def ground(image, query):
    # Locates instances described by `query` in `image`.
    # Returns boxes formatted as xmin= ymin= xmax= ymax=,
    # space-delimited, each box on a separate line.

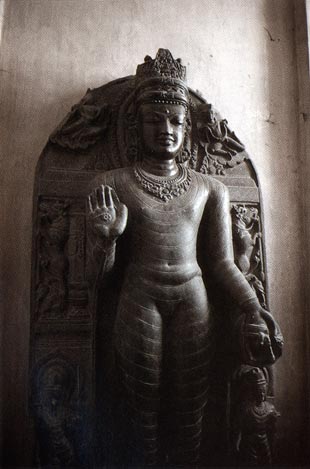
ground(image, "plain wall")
xmin=0 ymin=0 xmax=308 ymax=465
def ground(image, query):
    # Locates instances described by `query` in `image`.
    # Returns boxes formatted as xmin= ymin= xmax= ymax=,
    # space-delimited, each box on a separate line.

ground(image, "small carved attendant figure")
xmin=231 ymin=204 xmax=260 ymax=275
xmin=234 ymin=366 xmax=279 ymax=465
xmin=86 ymin=50 xmax=282 ymax=465
xmin=35 ymin=200 xmax=69 ymax=318
xmin=201 ymin=104 xmax=245 ymax=159
xmin=231 ymin=204 xmax=267 ymax=307
xmin=32 ymin=360 xmax=80 ymax=466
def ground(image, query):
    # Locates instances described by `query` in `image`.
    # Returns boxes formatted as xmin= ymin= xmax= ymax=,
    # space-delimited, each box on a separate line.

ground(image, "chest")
xmin=123 ymin=180 xmax=208 ymax=231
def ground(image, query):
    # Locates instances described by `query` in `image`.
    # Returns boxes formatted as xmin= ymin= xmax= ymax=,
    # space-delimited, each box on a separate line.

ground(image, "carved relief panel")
xmin=30 ymin=49 xmax=281 ymax=466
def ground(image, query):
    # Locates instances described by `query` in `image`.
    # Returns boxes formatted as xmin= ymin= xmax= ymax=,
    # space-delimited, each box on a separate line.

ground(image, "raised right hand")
xmin=87 ymin=185 xmax=128 ymax=240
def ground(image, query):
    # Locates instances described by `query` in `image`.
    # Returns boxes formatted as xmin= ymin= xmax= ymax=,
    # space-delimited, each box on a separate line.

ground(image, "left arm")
xmin=203 ymin=178 xmax=283 ymax=365
xmin=203 ymin=179 xmax=259 ymax=307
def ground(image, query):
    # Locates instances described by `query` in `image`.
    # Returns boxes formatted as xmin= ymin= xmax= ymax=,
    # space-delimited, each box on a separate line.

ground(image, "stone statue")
xmin=85 ymin=49 xmax=283 ymax=465
xmin=233 ymin=366 xmax=280 ymax=465
xmin=30 ymin=48 xmax=283 ymax=467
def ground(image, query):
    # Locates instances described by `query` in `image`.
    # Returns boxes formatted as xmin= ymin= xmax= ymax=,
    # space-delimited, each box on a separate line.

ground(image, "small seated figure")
xmin=234 ymin=366 xmax=280 ymax=465
xmin=201 ymin=104 xmax=245 ymax=159
xmin=86 ymin=50 xmax=282 ymax=465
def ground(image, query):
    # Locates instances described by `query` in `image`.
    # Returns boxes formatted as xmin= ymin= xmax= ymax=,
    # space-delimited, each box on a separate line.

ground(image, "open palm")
xmin=87 ymin=185 xmax=128 ymax=239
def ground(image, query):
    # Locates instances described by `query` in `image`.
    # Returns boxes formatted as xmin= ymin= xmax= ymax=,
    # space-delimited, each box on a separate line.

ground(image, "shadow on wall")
xmin=262 ymin=0 xmax=308 ymax=466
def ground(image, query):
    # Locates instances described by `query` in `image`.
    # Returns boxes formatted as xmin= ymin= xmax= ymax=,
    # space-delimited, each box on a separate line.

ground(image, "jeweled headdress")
xmin=135 ymin=49 xmax=189 ymax=108
xmin=236 ymin=365 xmax=269 ymax=388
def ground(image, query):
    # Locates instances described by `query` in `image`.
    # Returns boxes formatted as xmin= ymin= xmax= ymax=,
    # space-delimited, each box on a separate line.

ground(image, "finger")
xmin=87 ymin=195 xmax=93 ymax=213
xmin=261 ymin=310 xmax=284 ymax=352
xmin=245 ymin=340 xmax=254 ymax=362
xmin=111 ymin=188 xmax=121 ymax=207
xmin=260 ymin=309 xmax=280 ymax=337
xmin=105 ymin=186 xmax=113 ymax=208
xmin=95 ymin=186 xmax=103 ymax=208
xmin=90 ymin=191 xmax=98 ymax=210
xmin=101 ymin=185 xmax=107 ymax=208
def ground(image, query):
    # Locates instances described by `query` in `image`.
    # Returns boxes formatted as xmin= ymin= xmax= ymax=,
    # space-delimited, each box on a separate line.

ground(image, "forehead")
xmin=139 ymin=103 xmax=186 ymax=116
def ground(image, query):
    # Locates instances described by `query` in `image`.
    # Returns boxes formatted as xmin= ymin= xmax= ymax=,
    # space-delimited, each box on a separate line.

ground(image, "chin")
xmin=155 ymin=147 xmax=181 ymax=158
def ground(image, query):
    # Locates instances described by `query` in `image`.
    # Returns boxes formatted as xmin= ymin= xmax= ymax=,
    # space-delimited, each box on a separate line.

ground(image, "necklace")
xmin=133 ymin=163 xmax=192 ymax=202
xmin=251 ymin=402 xmax=268 ymax=418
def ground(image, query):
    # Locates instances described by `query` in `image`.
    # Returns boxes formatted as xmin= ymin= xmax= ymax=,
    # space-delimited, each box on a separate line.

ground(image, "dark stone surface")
xmin=30 ymin=49 xmax=283 ymax=466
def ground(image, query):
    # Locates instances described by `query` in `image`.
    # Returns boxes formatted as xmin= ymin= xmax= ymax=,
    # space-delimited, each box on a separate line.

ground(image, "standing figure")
xmin=86 ymin=50 xmax=282 ymax=465
xmin=32 ymin=360 xmax=80 ymax=466
xmin=233 ymin=366 xmax=280 ymax=465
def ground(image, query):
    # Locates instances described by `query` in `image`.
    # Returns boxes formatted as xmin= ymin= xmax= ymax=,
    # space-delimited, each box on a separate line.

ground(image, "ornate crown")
xmin=136 ymin=48 xmax=186 ymax=82
xmin=135 ymin=49 xmax=189 ymax=108
xmin=241 ymin=366 xmax=268 ymax=387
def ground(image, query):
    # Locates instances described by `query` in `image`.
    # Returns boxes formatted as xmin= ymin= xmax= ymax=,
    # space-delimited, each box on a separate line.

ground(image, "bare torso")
xmin=99 ymin=166 xmax=210 ymax=288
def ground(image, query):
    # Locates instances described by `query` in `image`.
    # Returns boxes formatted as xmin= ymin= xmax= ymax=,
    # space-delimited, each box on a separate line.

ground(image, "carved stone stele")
xmin=30 ymin=49 xmax=282 ymax=466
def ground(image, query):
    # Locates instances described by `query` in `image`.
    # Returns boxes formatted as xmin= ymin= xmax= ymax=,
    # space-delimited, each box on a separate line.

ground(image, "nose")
xmin=159 ymin=118 xmax=173 ymax=135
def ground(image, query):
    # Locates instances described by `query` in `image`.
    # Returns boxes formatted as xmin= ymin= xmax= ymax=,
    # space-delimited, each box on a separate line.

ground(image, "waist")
xmin=125 ymin=261 xmax=202 ymax=286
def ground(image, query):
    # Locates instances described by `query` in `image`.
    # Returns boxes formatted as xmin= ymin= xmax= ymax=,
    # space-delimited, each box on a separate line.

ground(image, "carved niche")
xmin=30 ymin=49 xmax=280 ymax=466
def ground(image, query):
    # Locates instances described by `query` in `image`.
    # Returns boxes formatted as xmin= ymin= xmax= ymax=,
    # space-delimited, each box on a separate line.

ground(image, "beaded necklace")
xmin=133 ymin=163 xmax=191 ymax=202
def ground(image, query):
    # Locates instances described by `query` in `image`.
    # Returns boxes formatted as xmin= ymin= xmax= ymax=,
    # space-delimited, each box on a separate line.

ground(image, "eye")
xmin=171 ymin=117 xmax=185 ymax=126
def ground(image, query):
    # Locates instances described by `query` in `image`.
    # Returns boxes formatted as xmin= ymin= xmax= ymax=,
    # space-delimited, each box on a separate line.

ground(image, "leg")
xmin=166 ymin=277 xmax=210 ymax=464
xmin=114 ymin=285 xmax=163 ymax=465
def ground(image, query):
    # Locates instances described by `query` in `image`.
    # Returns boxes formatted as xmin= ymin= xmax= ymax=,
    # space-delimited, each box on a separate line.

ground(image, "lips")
xmin=157 ymin=137 xmax=175 ymax=145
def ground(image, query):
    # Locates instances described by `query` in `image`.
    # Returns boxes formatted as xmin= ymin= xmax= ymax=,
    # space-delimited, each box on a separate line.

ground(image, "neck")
xmin=140 ymin=155 xmax=178 ymax=177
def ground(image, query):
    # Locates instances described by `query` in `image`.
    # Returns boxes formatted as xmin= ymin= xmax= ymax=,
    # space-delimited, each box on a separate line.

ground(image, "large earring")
xmin=126 ymin=113 xmax=140 ymax=162
xmin=177 ymin=117 xmax=191 ymax=163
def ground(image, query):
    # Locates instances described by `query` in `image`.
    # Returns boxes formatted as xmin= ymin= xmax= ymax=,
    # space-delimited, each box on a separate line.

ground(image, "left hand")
xmin=237 ymin=303 xmax=283 ymax=366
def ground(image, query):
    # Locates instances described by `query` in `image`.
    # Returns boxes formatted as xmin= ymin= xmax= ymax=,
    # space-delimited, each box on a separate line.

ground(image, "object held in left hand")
xmin=237 ymin=307 xmax=283 ymax=367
